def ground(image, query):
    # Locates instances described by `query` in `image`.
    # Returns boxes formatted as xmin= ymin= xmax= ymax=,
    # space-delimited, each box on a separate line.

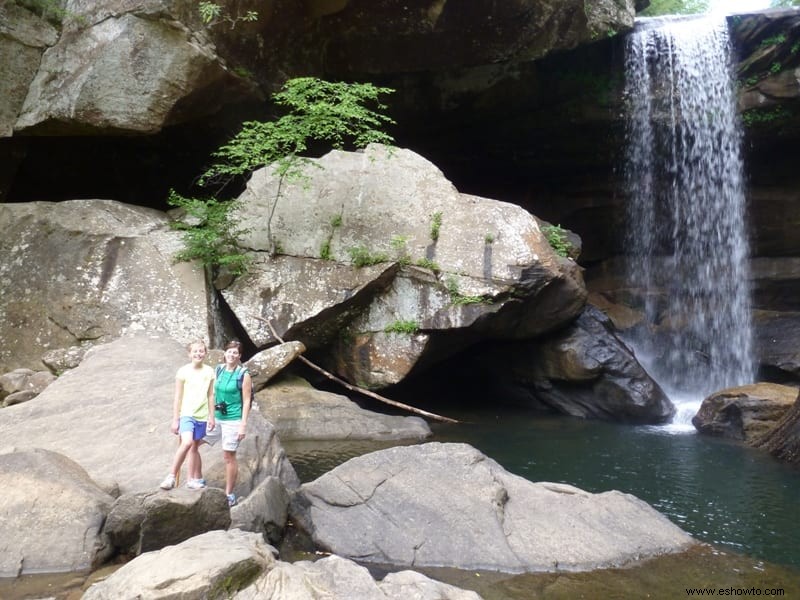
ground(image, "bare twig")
xmin=252 ymin=315 xmax=460 ymax=424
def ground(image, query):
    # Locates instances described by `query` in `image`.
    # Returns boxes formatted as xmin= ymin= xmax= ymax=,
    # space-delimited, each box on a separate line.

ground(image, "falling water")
xmin=623 ymin=15 xmax=754 ymax=423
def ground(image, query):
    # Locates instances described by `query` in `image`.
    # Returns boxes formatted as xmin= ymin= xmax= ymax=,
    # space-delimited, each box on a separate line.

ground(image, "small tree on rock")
xmin=169 ymin=77 xmax=395 ymax=270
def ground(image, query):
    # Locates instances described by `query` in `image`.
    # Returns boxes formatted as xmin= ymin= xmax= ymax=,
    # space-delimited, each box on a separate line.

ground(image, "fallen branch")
xmin=252 ymin=314 xmax=460 ymax=424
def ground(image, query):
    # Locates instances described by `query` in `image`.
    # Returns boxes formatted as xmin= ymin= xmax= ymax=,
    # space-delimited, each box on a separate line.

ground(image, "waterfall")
xmin=623 ymin=15 xmax=754 ymax=423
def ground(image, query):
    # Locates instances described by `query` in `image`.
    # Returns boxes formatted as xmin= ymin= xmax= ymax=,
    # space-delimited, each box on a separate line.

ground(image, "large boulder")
xmin=476 ymin=304 xmax=674 ymax=424
xmin=230 ymin=476 xmax=290 ymax=545
xmin=235 ymin=554 xmax=483 ymax=600
xmin=245 ymin=341 xmax=307 ymax=392
xmin=83 ymin=529 xmax=275 ymax=600
xmin=0 ymin=334 xmax=298 ymax=496
xmin=692 ymin=382 xmax=798 ymax=443
xmin=0 ymin=448 xmax=114 ymax=577
xmin=223 ymin=144 xmax=587 ymax=389
xmin=0 ymin=200 xmax=210 ymax=373
xmin=12 ymin=1 xmax=259 ymax=135
xmin=103 ymin=488 xmax=231 ymax=557
xmin=258 ymin=375 xmax=432 ymax=441
xmin=84 ymin=529 xmax=482 ymax=600
xmin=290 ymin=442 xmax=696 ymax=573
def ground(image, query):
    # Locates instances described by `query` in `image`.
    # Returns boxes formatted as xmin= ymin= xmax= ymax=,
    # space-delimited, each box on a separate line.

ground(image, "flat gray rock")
xmin=291 ymin=442 xmax=696 ymax=573
xmin=0 ymin=448 xmax=114 ymax=577
xmin=0 ymin=334 xmax=298 ymax=496
xmin=259 ymin=376 xmax=431 ymax=441
xmin=83 ymin=529 xmax=275 ymax=600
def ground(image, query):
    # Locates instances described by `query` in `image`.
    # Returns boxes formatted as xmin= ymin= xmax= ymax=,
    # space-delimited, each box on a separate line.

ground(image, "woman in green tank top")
xmin=210 ymin=340 xmax=252 ymax=507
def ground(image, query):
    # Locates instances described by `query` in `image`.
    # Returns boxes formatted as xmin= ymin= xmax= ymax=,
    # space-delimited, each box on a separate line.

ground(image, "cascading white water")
xmin=623 ymin=15 xmax=755 ymax=425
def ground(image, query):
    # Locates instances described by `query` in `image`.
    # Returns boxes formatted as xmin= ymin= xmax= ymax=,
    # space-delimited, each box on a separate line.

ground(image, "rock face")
xmin=0 ymin=334 xmax=298 ymax=495
xmin=755 ymin=390 xmax=800 ymax=464
xmin=12 ymin=1 xmax=258 ymax=135
xmin=1 ymin=0 xmax=634 ymax=138
xmin=480 ymin=305 xmax=674 ymax=423
xmin=692 ymin=382 xmax=798 ymax=443
xmin=290 ymin=442 xmax=696 ymax=573
xmin=0 ymin=200 xmax=210 ymax=373
xmin=224 ymin=144 xmax=587 ymax=389
xmin=0 ymin=3 xmax=58 ymax=137
xmin=0 ymin=448 xmax=114 ymax=577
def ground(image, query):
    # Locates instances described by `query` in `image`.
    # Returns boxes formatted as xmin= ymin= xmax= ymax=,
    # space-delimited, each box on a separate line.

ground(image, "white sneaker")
xmin=159 ymin=474 xmax=176 ymax=490
xmin=186 ymin=478 xmax=206 ymax=490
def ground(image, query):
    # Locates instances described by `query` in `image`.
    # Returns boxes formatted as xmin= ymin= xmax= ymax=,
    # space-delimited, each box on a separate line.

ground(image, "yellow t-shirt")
xmin=176 ymin=363 xmax=215 ymax=420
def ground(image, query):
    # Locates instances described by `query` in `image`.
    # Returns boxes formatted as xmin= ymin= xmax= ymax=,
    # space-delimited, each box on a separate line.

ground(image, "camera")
xmin=214 ymin=403 xmax=228 ymax=415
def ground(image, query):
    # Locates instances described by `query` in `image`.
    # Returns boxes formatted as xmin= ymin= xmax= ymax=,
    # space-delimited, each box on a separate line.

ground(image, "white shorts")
xmin=203 ymin=420 xmax=241 ymax=452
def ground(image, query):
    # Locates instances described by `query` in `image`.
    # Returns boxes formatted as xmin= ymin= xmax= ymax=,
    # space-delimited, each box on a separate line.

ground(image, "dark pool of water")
xmin=288 ymin=408 xmax=800 ymax=570
xmin=441 ymin=410 xmax=800 ymax=570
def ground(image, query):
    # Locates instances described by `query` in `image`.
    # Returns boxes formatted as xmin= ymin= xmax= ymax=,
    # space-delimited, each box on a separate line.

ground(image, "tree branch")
xmin=252 ymin=315 xmax=460 ymax=424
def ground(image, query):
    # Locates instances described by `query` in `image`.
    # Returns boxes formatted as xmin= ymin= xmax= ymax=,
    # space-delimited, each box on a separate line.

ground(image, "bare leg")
xmin=223 ymin=450 xmax=238 ymax=495
xmin=169 ymin=432 xmax=195 ymax=478
xmin=187 ymin=441 xmax=203 ymax=480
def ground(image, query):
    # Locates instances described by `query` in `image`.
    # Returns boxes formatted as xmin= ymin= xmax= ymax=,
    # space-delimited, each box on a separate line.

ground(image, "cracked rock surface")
xmin=290 ymin=442 xmax=696 ymax=573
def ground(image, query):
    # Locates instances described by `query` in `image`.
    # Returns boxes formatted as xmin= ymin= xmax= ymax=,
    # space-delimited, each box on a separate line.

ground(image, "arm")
xmin=207 ymin=375 xmax=216 ymax=431
xmin=171 ymin=376 xmax=183 ymax=434
xmin=239 ymin=373 xmax=252 ymax=441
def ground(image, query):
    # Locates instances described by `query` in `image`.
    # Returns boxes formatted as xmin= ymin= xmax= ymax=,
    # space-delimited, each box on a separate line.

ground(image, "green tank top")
xmin=214 ymin=365 xmax=245 ymax=421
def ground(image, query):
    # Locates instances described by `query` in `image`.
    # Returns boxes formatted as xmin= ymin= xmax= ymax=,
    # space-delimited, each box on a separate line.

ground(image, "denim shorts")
xmin=179 ymin=416 xmax=208 ymax=440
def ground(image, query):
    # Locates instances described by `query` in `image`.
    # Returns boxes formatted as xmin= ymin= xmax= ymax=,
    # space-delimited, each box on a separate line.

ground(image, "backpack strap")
xmin=235 ymin=365 xmax=248 ymax=390
xmin=236 ymin=365 xmax=255 ymax=406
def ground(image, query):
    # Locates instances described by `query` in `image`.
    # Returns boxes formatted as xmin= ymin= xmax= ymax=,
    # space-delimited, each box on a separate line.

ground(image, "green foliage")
xmin=167 ymin=189 xmax=251 ymax=274
xmin=320 ymin=240 xmax=332 ymax=260
xmin=792 ymin=42 xmax=800 ymax=55
xmin=542 ymin=224 xmax=573 ymax=258
xmin=445 ymin=276 xmax=487 ymax=306
xmin=199 ymin=2 xmax=258 ymax=29
xmin=741 ymin=75 xmax=761 ymax=87
xmin=760 ymin=34 xmax=787 ymax=47
xmin=199 ymin=77 xmax=395 ymax=257
xmin=770 ymin=62 xmax=782 ymax=74
xmin=200 ymin=77 xmax=396 ymax=191
xmin=384 ymin=320 xmax=420 ymax=334
xmin=430 ymin=212 xmax=443 ymax=241
xmin=415 ymin=258 xmax=441 ymax=272
xmin=741 ymin=106 xmax=792 ymax=127
xmin=201 ymin=78 xmax=395 ymax=185
xmin=391 ymin=235 xmax=411 ymax=264
xmin=320 ymin=213 xmax=343 ymax=260
xmin=348 ymin=245 xmax=389 ymax=267
xmin=11 ymin=0 xmax=79 ymax=25
xmin=639 ymin=0 xmax=709 ymax=16
xmin=232 ymin=66 xmax=255 ymax=80
xmin=484 ymin=233 xmax=495 ymax=244
xmin=770 ymin=0 xmax=800 ymax=6
xmin=272 ymin=78 xmax=396 ymax=150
